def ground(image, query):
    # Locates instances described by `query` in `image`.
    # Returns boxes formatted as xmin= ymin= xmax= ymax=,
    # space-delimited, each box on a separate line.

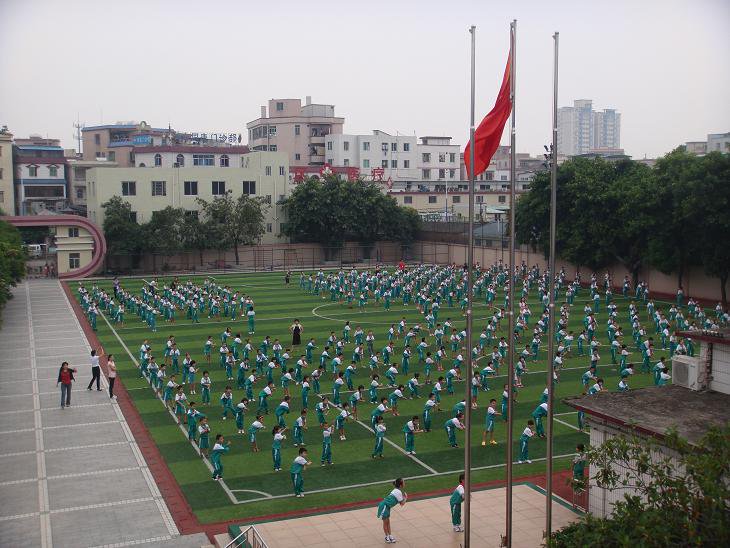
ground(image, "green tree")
xmin=180 ymin=213 xmax=211 ymax=267
xmin=101 ymin=196 xmax=144 ymax=265
xmin=0 ymin=219 xmax=26 ymax=310
xmin=548 ymin=426 xmax=730 ymax=547
xmin=197 ymin=193 xmax=268 ymax=265
xmin=143 ymin=206 xmax=186 ymax=270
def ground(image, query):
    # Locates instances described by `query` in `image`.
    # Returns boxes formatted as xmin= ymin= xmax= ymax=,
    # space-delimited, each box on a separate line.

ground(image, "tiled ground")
xmin=0 ymin=280 xmax=208 ymax=548
xmin=252 ymin=483 xmax=579 ymax=548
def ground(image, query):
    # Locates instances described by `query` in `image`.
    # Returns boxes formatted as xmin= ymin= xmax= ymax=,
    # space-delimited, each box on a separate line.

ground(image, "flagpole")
xmin=464 ymin=23 xmax=477 ymax=548
xmin=545 ymin=30 xmax=559 ymax=542
xmin=504 ymin=19 xmax=517 ymax=548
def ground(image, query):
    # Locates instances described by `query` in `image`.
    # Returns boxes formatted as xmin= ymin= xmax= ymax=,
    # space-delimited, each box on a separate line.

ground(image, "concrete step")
xmin=214 ymin=532 xmax=234 ymax=548
xmin=139 ymin=533 xmax=212 ymax=548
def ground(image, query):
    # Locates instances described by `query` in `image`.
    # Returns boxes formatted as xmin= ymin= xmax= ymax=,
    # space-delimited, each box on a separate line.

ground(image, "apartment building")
xmin=13 ymin=136 xmax=68 ymax=215
xmin=0 ymin=130 xmax=14 ymax=213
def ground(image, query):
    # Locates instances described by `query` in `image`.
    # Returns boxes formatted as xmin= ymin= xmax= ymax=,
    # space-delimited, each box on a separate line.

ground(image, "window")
xmin=0 ymin=191 xmax=4 ymax=203
xmin=268 ymin=126 xmax=277 ymax=136
xmin=439 ymin=153 xmax=446 ymax=163
xmin=75 ymin=187 xmax=85 ymax=199
xmin=276 ymin=102 xmax=284 ymax=111
xmin=391 ymin=160 xmax=397 ymax=168
xmin=0 ymin=168 xmax=3 ymax=179
xmin=220 ymin=155 xmax=229 ymax=167
xmin=184 ymin=181 xmax=198 ymax=196
xmin=500 ymin=175 xmax=508 ymax=181
xmin=129 ymin=211 xmax=137 ymax=222
xmin=121 ymin=181 xmax=136 ymax=196
xmin=154 ymin=153 xmax=162 ymax=167
xmin=327 ymin=142 xmax=332 ymax=151
xmin=363 ymin=159 xmax=370 ymax=168
xmin=279 ymin=194 xmax=285 ymax=202
xmin=480 ymin=184 xmax=491 ymax=190
xmin=485 ymin=171 xmax=494 ymax=181
xmin=428 ymin=195 xmax=437 ymax=204
xmin=295 ymin=153 xmax=301 ymax=161
xmin=242 ymin=181 xmax=256 ymax=195
xmin=382 ymin=160 xmax=388 ymax=168
xmin=264 ymin=195 xmax=272 ymax=204
xmin=212 ymin=181 xmax=226 ymax=195
xmin=49 ymin=165 xmax=58 ymax=177
xmin=391 ymin=143 xmax=397 ymax=152
xmin=193 ymin=154 xmax=214 ymax=166
xmin=439 ymin=169 xmax=446 ymax=179
xmin=69 ymin=252 xmax=81 ymax=269
xmin=403 ymin=160 xmax=410 ymax=168
xmin=422 ymin=153 xmax=431 ymax=163
xmin=108 ymin=151 xmax=116 ymax=162
xmin=452 ymin=195 xmax=461 ymax=203
xmin=129 ymin=151 xmax=135 ymax=164
xmin=29 ymin=165 xmax=38 ymax=177
xmin=476 ymin=195 xmax=483 ymax=203
xmin=184 ymin=210 xmax=199 ymax=219
xmin=68 ymin=227 xmax=79 ymax=238
xmin=343 ymin=159 xmax=350 ymax=166
xmin=279 ymin=166 xmax=285 ymax=176
xmin=295 ymin=125 xmax=300 ymax=136
xmin=343 ymin=141 xmax=350 ymax=151
xmin=498 ymin=195 xmax=506 ymax=203
xmin=267 ymin=223 xmax=273 ymax=233
xmin=449 ymin=169 xmax=456 ymax=178
xmin=381 ymin=142 xmax=388 ymax=152
xmin=404 ymin=196 xmax=412 ymax=204
xmin=95 ymin=151 xmax=106 ymax=159
xmin=363 ymin=142 xmax=370 ymax=151
xmin=450 ymin=153 xmax=456 ymax=163
xmin=269 ymin=144 xmax=277 ymax=152
xmin=151 ymin=181 xmax=167 ymax=196
xmin=403 ymin=143 xmax=410 ymax=152
xmin=327 ymin=158 xmax=334 ymax=165
xmin=422 ymin=169 xmax=431 ymax=179
xmin=176 ymin=154 xmax=185 ymax=167
xmin=94 ymin=134 xmax=100 ymax=145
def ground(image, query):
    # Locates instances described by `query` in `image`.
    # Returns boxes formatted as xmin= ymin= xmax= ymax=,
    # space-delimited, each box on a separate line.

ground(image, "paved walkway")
xmin=250 ymin=483 xmax=579 ymax=548
xmin=0 ymin=280 xmax=209 ymax=548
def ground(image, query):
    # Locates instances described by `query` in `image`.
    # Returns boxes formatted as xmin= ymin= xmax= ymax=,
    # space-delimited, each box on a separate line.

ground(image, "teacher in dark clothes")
xmin=290 ymin=319 xmax=303 ymax=346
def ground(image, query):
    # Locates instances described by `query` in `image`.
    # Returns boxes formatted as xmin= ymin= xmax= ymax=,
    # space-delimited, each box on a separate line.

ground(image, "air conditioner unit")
xmin=672 ymin=354 xmax=701 ymax=391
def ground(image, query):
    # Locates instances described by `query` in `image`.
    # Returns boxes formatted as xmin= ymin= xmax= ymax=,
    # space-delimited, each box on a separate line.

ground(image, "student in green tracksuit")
xmin=186 ymin=402 xmax=202 ymax=442
xmin=518 ymin=420 xmax=535 ymax=464
xmin=271 ymin=425 xmax=286 ymax=471
xmin=321 ymin=423 xmax=334 ymax=465
xmin=531 ymin=402 xmax=548 ymax=438
xmin=450 ymin=473 xmax=465 ymax=533
xmin=572 ymin=443 xmax=587 ymax=493
xmin=275 ymin=396 xmax=291 ymax=428
xmin=402 ymin=416 xmax=421 ymax=455
xmin=422 ymin=394 xmax=437 ymax=432
xmin=372 ymin=416 xmax=387 ymax=458
xmin=293 ymin=410 xmax=307 ymax=446
xmin=444 ymin=413 xmax=465 ymax=448
xmin=210 ymin=435 xmax=230 ymax=480
xmin=290 ymin=447 xmax=312 ymax=497
xmin=376 ymin=478 xmax=407 ymax=544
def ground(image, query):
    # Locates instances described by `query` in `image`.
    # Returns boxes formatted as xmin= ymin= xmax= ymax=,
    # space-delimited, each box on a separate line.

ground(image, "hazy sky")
xmin=1 ymin=0 xmax=728 ymax=159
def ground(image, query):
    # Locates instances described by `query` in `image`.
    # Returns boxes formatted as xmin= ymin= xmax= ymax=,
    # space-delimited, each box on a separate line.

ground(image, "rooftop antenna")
xmin=73 ymin=114 xmax=84 ymax=154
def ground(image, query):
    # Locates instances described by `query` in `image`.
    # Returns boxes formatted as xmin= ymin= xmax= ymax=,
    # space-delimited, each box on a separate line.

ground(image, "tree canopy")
xmin=282 ymin=176 xmax=421 ymax=251
xmin=515 ymin=150 xmax=730 ymax=303
xmin=0 ymin=219 xmax=26 ymax=309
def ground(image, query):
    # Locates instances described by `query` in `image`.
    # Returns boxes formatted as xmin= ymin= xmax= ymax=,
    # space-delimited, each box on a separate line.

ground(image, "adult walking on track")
xmin=87 ymin=348 xmax=104 ymax=391
xmin=291 ymin=319 xmax=303 ymax=346
xmin=107 ymin=354 xmax=118 ymax=399
xmin=57 ymin=361 xmax=77 ymax=409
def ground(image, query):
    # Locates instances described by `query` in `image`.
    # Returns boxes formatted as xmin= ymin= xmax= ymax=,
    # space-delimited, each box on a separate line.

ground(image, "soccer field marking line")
xmin=25 ymin=283 xmax=52 ymax=548
xmin=554 ymin=417 xmax=585 ymax=434
xmin=226 ymin=488 xmax=274 ymax=497
xmin=98 ymin=309 xmax=238 ymax=507
xmin=228 ymin=452 xmax=578 ymax=504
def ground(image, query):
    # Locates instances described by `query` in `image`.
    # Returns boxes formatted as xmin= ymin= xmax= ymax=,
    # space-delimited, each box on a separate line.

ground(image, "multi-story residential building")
xmin=707 ymin=132 xmax=730 ymax=154
xmin=0 ymin=130 xmax=14 ymax=213
xmin=85 ymin=151 xmax=289 ymax=244
xmin=558 ymin=100 xmax=621 ymax=156
xmin=13 ymin=136 xmax=68 ymax=215
xmin=389 ymin=188 xmax=524 ymax=220
xmin=324 ymin=131 xmax=419 ymax=180
xmin=81 ymin=121 xmax=171 ymax=166
xmin=684 ymin=141 xmax=708 ymax=155
xmin=246 ymin=97 xmax=345 ymax=167
xmin=65 ymin=155 xmax=118 ymax=210
xmin=417 ymin=136 xmax=461 ymax=183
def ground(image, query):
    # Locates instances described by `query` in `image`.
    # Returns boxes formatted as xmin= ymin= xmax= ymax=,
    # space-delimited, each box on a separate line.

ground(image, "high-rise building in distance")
xmin=557 ymin=100 xmax=621 ymax=156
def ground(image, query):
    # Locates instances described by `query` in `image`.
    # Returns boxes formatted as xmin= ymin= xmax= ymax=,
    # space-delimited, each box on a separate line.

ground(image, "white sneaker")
xmin=385 ymin=537 xmax=393 ymax=544
xmin=517 ymin=460 xmax=523 ymax=464
xmin=526 ymin=459 xmax=532 ymax=464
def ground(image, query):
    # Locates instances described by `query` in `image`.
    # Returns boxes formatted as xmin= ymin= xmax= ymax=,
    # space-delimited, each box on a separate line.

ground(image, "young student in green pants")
xmin=210 ymin=434 xmax=230 ymax=480
xmin=445 ymin=412 xmax=465 ymax=448
xmin=372 ymin=415 xmax=387 ymax=458
xmin=293 ymin=409 xmax=307 ymax=446
xmin=248 ymin=415 xmax=265 ymax=452
xmin=518 ymin=420 xmax=535 ymax=464
xmin=402 ymin=416 xmax=422 ymax=455
xmin=377 ymin=478 xmax=407 ymax=544
xmin=272 ymin=425 xmax=286 ymax=471
xmin=290 ymin=447 xmax=312 ymax=498
xmin=321 ymin=422 xmax=334 ymax=465
xmin=481 ymin=398 xmax=499 ymax=446
xmin=450 ymin=473 xmax=465 ymax=533
xmin=197 ymin=417 xmax=210 ymax=457
xmin=423 ymin=393 xmax=437 ymax=432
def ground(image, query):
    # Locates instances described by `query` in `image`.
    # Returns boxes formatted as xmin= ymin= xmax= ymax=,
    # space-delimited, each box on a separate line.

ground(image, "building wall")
xmin=710 ymin=343 xmax=730 ymax=394
xmin=85 ymin=152 xmax=289 ymax=243
xmin=707 ymin=133 xmax=730 ymax=154
xmin=54 ymin=224 xmax=95 ymax=275
xmin=391 ymin=191 xmax=517 ymax=217
xmin=134 ymin=150 xmax=248 ymax=169
xmin=0 ymin=133 xmax=14 ymax=213
xmin=417 ymin=139 xmax=461 ymax=182
xmin=325 ymin=132 xmax=420 ymax=180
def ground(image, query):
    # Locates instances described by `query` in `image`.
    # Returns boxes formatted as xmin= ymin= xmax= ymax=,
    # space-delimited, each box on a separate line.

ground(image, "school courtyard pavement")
xmin=0 ymin=279 xmax=210 ymax=548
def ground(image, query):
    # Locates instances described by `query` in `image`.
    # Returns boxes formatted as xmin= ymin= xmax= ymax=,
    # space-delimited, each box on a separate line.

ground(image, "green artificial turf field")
xmin=73 ymin=269 xmax=674 ymax=524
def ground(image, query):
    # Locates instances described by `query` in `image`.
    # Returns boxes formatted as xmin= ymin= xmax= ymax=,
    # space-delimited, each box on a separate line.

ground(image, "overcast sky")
xmin=1 ymin=0 xmax=728 ymax=159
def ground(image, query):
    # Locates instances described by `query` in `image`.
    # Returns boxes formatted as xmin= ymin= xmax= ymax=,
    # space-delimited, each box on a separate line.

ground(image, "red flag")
xmin=464 ymin=49 xmax=512 ymax=178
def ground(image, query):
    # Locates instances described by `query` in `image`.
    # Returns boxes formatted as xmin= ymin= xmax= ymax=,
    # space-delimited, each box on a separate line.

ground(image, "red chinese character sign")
xmin=346 ymin=167 xmax=360 ymax=182
xmin=319 ymin=164 xmax=333 ymax=178
xmin=371 ymin=167 xmax=385 ymax=182
xmin=292 ymin=167 xmax=307 ymax=183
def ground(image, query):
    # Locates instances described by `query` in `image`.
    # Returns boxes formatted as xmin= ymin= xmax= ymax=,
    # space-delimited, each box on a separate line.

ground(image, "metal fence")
xmin=101 ymin=241 xmax=453 ymax=276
